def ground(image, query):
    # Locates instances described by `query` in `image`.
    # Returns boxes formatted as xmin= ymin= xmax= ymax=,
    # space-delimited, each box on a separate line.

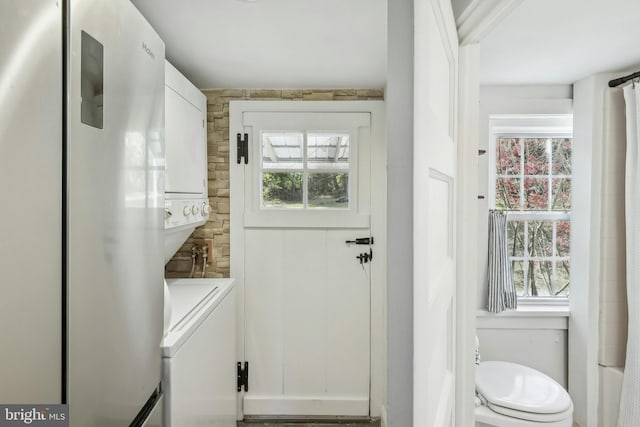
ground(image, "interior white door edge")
xmin=413 ymin=0 xmax=459 ymax=426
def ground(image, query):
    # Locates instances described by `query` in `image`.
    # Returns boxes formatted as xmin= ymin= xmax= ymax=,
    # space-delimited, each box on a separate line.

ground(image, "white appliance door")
xmin=164 ymin=61 xmax=207 ymax=196
xmin=0 ymin=0 xmax=62 ymax=403
xmin=67 ymin=0 xmax=165 ymax=424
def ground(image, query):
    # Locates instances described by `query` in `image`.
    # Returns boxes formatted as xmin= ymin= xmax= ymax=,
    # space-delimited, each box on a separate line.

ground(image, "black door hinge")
xmin=237 ymin=133 xmax=248 ymax=164
xmin=237 ymin=361 xmax=249 ymax=392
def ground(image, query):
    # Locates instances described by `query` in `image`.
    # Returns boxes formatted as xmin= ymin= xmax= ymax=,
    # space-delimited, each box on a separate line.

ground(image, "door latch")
xmin=346 ymin=237 xmax=374 ymax=245
xmin=356 ymin=249 xmax=373 ymax=265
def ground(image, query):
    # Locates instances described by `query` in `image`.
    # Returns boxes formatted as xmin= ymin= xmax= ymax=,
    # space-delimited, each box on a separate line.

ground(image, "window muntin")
xmin=260 ymin=131 xmax=351 ymax=209
xmin=493 ymin=136 xmax=572 ymax=300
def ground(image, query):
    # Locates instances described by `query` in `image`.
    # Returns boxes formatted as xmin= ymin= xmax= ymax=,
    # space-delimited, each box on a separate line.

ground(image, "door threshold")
xmin=241 ymin=415 xmax=379 ymax=424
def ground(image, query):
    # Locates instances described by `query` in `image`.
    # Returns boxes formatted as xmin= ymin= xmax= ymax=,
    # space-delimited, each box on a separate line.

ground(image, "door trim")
xmin=230 ymin=101 xmax=386 ymax=420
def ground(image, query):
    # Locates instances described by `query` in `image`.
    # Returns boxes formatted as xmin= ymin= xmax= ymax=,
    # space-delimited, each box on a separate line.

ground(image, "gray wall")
xmin=386 ymin=0 xmax=413 ymax=425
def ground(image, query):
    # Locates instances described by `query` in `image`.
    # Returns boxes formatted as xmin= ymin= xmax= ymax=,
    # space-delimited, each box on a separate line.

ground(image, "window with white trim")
xmin=260 ymin=131 xmax=351 ymax=209
xmin=490 ymin=116 xmax=572 ymax=302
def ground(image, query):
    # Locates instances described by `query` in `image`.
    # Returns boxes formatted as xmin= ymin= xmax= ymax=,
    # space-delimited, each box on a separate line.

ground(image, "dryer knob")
xmin=192 ymin=205 xmax=199 ymax=215
xmin=183 ymin=205 xmax=191 ymax=216
xmin=202 ymin=203 xmax=211 ymax=214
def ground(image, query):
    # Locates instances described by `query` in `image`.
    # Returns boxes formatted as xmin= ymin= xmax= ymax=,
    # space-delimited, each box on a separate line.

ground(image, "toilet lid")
xmin=476 ymin=361 xmax=573 ymax=416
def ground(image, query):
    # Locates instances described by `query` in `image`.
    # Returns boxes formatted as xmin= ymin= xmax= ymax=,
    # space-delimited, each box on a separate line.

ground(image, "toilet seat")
xmin=487 ymin=401 xmax=573 ymax=422
xmin=476 ymin=361 xmax=573 ymax=425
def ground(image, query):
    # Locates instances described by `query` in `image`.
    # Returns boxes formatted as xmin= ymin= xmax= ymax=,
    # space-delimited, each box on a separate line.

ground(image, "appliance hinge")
xmin=236 ymin=133 xmax=249 ymax=164
xmin=237 ymin=361 xmax=249 ymax=392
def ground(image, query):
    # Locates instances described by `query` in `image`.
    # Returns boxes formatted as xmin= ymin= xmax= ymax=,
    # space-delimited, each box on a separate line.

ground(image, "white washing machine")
xmin=162 ymin=278 xmax=236 ymax=427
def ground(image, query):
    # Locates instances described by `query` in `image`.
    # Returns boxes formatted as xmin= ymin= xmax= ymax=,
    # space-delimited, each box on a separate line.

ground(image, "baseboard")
xmin=380 ymin=405 xmax=388 ymax=427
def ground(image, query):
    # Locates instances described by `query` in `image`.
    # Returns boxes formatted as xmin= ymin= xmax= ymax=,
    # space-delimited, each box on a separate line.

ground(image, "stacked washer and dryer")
xmin=162 ymin=61 xmax=237 ymax=427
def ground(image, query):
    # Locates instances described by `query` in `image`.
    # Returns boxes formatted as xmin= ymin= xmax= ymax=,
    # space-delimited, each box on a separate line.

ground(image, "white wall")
xmin=477 ymin=85 xmax=573 ymax=308
xmin=452 ymin=0 xmax=474 ymax=19
xmin=385 ymin=0 xmax=413 ymax=425
xmin=570 ymin=74 xmax=608 ymax=427
xmin=477 ymin=314 xmax=568 ymax=387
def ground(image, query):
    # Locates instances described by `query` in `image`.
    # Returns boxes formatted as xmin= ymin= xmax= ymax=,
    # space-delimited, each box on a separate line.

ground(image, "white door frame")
xmin=230 ymin=100 xmax=386 ymax=420
xmin=455 ymin=44 xmax=481 ymax=427
xmin=454 ymin=2 xmax=522 ymax=425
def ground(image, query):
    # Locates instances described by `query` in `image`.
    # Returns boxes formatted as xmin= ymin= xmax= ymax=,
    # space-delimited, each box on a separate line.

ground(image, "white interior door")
xmin=413 ymin=0 xmax=459 ymax=426
xmin=232 ymin=105 xmax=378 ymax=417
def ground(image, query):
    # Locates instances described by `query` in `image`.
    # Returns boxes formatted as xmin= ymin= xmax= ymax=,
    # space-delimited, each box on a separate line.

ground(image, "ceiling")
xmin=131 ymin=0 xmax=387 ymax=90
xmin=131 ymin=0 xmax=640 ymax=89
xmin=480 ymin=0 xmax=640 ymax=85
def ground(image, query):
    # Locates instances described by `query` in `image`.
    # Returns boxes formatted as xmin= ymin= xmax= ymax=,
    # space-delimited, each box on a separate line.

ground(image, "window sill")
xmin=477 ymin=305 xmax=570 ymax=318
xmin=476 ymin=306 xmax=569 ymax=330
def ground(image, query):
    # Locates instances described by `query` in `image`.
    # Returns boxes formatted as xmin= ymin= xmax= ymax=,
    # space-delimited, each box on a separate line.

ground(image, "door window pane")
xmin=307 ymin=133 xmax=350 ymax=170
xmin=262 ymin=172 xmax=303 ymax=208
xmin=308 ymin=172 xmax=348 ymax=209
xmin=262 ymin=132 xmax=303 ymax=169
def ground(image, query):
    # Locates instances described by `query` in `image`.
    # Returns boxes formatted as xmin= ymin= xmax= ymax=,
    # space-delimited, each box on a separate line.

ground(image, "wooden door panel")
xmin=326 ymin=230 xmax=371 ymax=397
xmin=240 ymin=110 xmax=373 ymax=417
xmin=282 ymin=230 xmax=327 ymax=396
xmin=245 ymin=229 xmax=284 ymax=396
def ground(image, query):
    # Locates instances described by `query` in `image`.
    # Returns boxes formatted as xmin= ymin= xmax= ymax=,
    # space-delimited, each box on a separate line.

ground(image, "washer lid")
xmin=476 ymin=361 xmax=572 ymax=414
xmin=161 ymin=278 xmax=235 ymax=357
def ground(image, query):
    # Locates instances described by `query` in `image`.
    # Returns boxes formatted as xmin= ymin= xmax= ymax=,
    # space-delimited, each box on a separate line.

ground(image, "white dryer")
xmin=162 ymin=278 xmax=236 ymax=427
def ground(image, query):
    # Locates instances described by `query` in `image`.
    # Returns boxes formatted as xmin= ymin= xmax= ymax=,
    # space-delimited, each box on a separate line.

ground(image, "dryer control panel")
xmin=164 ymin=198 xmax=210 ymax=230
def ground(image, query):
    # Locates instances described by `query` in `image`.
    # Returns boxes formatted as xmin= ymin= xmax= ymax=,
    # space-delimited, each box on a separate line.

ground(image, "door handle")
xmin=345 ymin=237 xmax=374 ymax=245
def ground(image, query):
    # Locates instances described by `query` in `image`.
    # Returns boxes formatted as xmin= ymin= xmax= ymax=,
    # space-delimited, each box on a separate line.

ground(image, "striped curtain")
xmin=487 ymin=210 xmax=517 ymax=313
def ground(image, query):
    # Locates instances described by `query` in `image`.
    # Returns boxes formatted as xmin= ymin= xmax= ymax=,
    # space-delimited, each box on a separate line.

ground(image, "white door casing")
xmin=413 ymin=0 xmax=459 ymax=426
xmin=230 ymin=101 xmax=386 ymax=419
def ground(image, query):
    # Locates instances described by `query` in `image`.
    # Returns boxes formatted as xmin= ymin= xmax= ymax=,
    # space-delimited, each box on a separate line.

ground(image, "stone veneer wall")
xmin=164 ymin=88 xmax=384 ymax=279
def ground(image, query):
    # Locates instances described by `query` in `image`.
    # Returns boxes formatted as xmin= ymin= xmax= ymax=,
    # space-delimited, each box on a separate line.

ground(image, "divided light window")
xmin=260 ymin=132 xmax=350 ymax=209
xmin=493 ymin=135 xmax=572 ymax=300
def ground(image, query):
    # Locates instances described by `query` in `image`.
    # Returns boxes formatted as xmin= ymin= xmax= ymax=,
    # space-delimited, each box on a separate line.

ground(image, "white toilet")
xmin=475 ymin=361 xmax=573 ymax=427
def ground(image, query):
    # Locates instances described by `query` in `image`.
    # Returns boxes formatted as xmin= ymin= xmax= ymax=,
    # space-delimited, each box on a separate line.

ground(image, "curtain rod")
xmin=608 ymin=70 xmax=640 ymax=88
